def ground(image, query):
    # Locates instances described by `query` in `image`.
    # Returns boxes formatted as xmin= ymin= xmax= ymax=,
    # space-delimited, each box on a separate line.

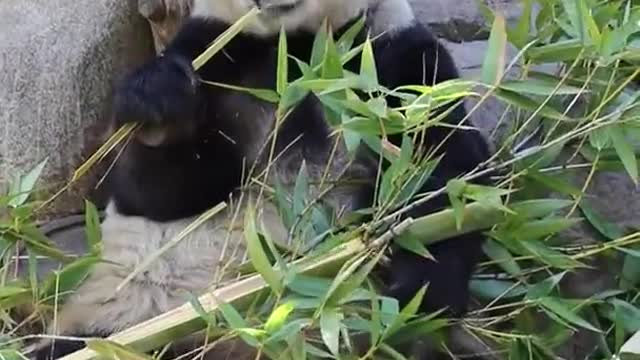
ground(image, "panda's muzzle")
xmin=254 ymin=0 xmax=302 ymax=13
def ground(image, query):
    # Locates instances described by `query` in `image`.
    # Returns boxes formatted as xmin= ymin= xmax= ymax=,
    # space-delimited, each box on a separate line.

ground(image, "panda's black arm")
xmin=374 ymin=24 xmax=492 ymax=315
xmin=107 ymin=18 xmax=277 ymax=221
xmin=162 ymin=18 xmax=273 ymax=75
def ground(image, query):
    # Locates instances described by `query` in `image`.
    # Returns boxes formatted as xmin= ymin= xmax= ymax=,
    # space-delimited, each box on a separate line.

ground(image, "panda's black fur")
xmin=34 ymin=0 xmax=492 ymax=358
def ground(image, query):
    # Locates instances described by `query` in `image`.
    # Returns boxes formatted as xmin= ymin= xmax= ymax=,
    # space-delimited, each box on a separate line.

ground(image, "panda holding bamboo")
xmin=35 ymin=0 xmax=492 ymax=358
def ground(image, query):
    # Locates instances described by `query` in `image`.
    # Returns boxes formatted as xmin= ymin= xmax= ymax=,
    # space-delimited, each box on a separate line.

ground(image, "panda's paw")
xmin=386 ymin=247 xmax=477 ymax=317
xmin=112 ymin=54 xmax=200 ymax=127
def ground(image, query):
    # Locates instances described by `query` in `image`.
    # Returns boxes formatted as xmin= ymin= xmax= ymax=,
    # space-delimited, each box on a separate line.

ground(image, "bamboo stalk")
xmin=60 ymin=240 xmax=365 ymax=360
xmin=59 ymin=199 xmax=567 ymax=360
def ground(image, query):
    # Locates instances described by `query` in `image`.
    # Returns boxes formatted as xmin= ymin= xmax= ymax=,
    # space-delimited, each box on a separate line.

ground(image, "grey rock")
xmin=0 ymin=0 xmax=155 ymax=217
xmin=411 ymin=0 xmax=524 ymax=42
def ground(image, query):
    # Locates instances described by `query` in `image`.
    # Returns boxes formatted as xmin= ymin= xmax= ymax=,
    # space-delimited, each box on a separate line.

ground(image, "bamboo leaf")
xmin=539 ymin=297 xmax=600 ymax=333
xmin=526 ymin=272 xmax=567 ymax=300
xmin=609 ymin=126 xmax=638 ymax=184
xmin=84 ymin=200 xmax=102 ymax=255
xmin=499 ymin=78 xmax=585 ymax=96
xmin=244 ymin=203 xmax=283 ymax=295
xmin=359 ymin=37 xmax=378 ymax=90
xmin=264 ymin=302 xmax=295 ymax=334
xmin=320 ymin=308 xmax=343 ymax=356
xmin=40 ymin=257 xmax=100 ymax=303
xmin=192 ymin=7 xmax=260 ymax=70
xmin=276 ymin=26 xmax=288 ymax=95
xmin=481 ymin=13 xmax=507 ymax=85
xmin=201 ymin=80 xmax=280 ymax=103
xmin=578 ymin=199 xmax=624 ymax=240
xmin=8 ymin=158 xmax=47 ymax=207
xmin=620 ymin=329 xmax=640 ymax=359
xmin=86 ymin=340 xmax=152 ymax=360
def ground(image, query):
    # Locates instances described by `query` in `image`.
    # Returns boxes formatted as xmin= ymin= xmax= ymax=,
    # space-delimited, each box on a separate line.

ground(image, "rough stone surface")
xmin=412 ymin=0 xmax=523 ymax=41
xmin=0 ymin=0 xmax=155 ymax=217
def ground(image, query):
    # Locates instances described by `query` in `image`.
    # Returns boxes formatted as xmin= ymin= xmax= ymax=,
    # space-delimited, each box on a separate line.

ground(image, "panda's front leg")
xmin=112 ymin=17 xmax=262 ymax=134
xmin=372 ymin=24 xmax=493 ymax=316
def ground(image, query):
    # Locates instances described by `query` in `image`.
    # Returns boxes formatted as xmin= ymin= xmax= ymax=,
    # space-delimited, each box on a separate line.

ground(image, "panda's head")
xmin=192 ymin=0 xmax=415 ymax=36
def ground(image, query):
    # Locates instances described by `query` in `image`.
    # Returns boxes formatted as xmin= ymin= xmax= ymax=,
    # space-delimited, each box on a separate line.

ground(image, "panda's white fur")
xmin=191 ymin=0 xmax=415 ymax=36
xmin=48 ymin=197 xmax=284 ymax=336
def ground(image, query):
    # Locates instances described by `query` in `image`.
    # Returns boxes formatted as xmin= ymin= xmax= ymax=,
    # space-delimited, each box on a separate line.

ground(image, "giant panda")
xmin=34 ymin=0 xmax=492 ymax=358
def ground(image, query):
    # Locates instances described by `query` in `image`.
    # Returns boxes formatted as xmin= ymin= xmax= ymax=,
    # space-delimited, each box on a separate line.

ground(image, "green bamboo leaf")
xmin=578 ymin=199 xmax=624 ymax=240
xmin=0 ymin=349 xmax=23 ymax=360
xmin=265 ymin=318 xmax=310 ymax=345
xmin=526 ymin=170 xmax=583 ymax=197
xmin=327 ymin=250 xmax=384 ymax=306
xmin=20 ymin=225 xmax=69 ymax=261
xmin=621 ymin=254 xmax=640 ymax=289
xmin=84 ymin=200 xmax=102 ymax=255
xmin=87 ymin=339 xmax=152 ymax=360
xmin=8 ymin=158 xmax=47 ymax=207
xmin=527 ymin=39 xmax=585 ymax=63
xmin=507 ymin=0 xmax=532 ymax=49
xmin=499 ymin=78 xmax=585 ymax=96
xmin=276 ymin=26 xmax=288 ymax=95
xmin=192 ymin=7 xmax=260 ymax=70
xmin=310 ymin=19 xmax=328 ymax=68
xmin=446 ymin=179 xmax=467 ymax=230
xmin=471 ymin=279 xmax=527 ymax=300
xmin=359 ymin=37 xmax=378 ymax=90
xmin=321 ymin=254 xmax=368 ymax=307
xmin=620 ymin=329 xmax=640 ymax=359
xmin=483 ymin=240 xmax=521 ymax=276
xmin=384 ymin=315 xmax=448 ymax=347
xmin=526 ymin=272 xmax=567 ymax=300
xmin=187 ymin=293 xmax=217 ymax=327
xmin=201 ymin=80 xmax=280 ymax=103
xmin=520 ymin=239 xmax=582 ymax=269
xmin=322 ymin=32 xmax=344 ymax=80
xmin=0 ymin=286 xmax=29 ymax=299
xmin=384 ymin=286 xmax=428 ymax=339
xmin=481 ymin=13 xmax=507 ymax=85
xmin=560 ymin=0 xmax=588 ymax=43
xmin=320 ymin=308 xmax=343 ymax=356
xmin=279 ymin=82 xmax=309 ymax=111
xmin=274 ymin=178 xmax=295 ymax=229
xmin=264 ymin=302 xmax=295 ymax=334
xmin=293 ymin=161 xmax=309 ymax=218
xmin=539 ymin=297 xmax=600 ymax=332
xmin=616 ymin=300 xmax=625 ymax=353
xmin=40 ymin=256 xmax=99 ymax=302
xmin=516 ymin=218 xmax=581 ymax=240
xmin=287 ymin=274 xmax=332 ymax=297
xmin=589 ymin=127 xmax=611 ymax=150
xmin=337 ymin=15 xmax=366 ymax=54
xmin=244 ymin=204 xmax=283 ymax=294
xmin=218 ymin=301 xmax=252 ymax=336
xmin=494 ymin=89 xmax=572 ymax=121
xmin=611 ymin=299 xmax=640 ymax=333
xmin=289 ymin=333 xmax=307 ymax=360
xmin=378 ymin=344 xmax=409 ymax=360
xmin=394 ymin=235 xmax=433 ymax=260
xmin=609 ymin=126 xmax=638 ymax=184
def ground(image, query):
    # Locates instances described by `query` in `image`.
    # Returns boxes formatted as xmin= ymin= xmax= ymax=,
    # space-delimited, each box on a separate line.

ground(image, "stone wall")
xmin=0 ymin=0 xmax=154 ymax=217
